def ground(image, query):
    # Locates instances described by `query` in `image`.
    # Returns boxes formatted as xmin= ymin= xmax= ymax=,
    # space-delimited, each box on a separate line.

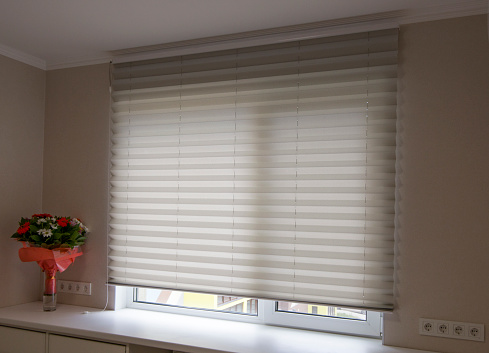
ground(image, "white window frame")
xmin=124 ymin=287 xmax=382 ymax=337
xmin=264 ymin=300 xmax=382 ymax=337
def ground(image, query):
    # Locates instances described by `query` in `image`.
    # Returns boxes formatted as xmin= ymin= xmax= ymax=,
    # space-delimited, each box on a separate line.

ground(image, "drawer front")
xmin=0 ymin=326 xmax=46 ymax=353
xmin=48 ymin=334 xmax=126 ymax=353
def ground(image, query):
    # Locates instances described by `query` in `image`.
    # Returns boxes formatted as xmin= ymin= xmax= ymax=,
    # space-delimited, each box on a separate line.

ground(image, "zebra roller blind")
xmin=109 ymin=28 xmax=398 ymax=310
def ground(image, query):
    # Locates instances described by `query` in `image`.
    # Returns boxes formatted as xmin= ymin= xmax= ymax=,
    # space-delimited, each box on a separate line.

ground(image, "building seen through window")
xmin=135 ymin=288 xmax=258 ymax=315
xmin=135 ymin=288 xmax=366 ymax=320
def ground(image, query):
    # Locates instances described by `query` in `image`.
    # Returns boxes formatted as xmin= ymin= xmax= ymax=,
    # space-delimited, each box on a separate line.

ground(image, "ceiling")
xmin=0 ymin=0 xmax=487 ymax=70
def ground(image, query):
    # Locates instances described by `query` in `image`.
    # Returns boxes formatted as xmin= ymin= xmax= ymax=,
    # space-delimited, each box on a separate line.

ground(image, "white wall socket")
xmin=420 ymin=318 xmax=484 ymax=342
xmin=58 ymin=280 xmax=91 ymax=296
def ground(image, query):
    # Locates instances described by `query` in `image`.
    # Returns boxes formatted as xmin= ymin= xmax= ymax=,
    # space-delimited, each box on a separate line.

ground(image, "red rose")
xmin=17 ymin=222 xmax=31 ymax=235
xmin=57 ymin=217 xmax=69 ymax=227
xmin=33 ymin=213 xmax=53 ymax=218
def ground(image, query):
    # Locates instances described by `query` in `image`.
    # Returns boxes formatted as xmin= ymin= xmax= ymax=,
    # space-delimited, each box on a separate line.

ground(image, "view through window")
xmin=276 ymin=301 xmax=366 ymax=320
xmin=135 ymin=288 xmax=258 ymax=315
xmin=135 ymin=288 xmax=366 ymax=321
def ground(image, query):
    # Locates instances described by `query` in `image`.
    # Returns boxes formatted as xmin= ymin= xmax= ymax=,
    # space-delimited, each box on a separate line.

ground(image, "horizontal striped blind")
xmin=109 ymin=29 xmax=397 ymax=310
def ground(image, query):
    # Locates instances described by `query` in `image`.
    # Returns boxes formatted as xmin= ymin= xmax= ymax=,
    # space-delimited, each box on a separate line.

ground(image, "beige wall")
xmin=0 ymin=55 xmax=46 ymax=306
xmin=1 ymin=13 xmax=488 ymax=353
xmin=43 ymin=64 xmax=111 ymax=308
xmin=383 ymin=15 xmax=489 ymax=353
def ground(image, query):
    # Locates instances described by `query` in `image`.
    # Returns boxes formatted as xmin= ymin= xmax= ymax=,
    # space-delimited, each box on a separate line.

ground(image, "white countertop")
xmin=0 ymin=302 xmax=437 ymax=353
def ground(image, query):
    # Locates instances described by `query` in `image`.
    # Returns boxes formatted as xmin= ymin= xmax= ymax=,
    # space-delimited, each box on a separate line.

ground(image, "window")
xmin=135 ymin=288 xmax=258 ymax=315
xmin=276 ymin=301 xmax=366 ymax=320
xmin=109 ymin=27 xmax=397 ymax=336
xmin=128 ymin=287 xmax=381 ymax=336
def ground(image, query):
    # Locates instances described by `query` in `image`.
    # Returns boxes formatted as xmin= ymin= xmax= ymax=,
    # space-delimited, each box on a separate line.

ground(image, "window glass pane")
xmin=276 ymin=301 xmax=367 ymax=321
xmin=135 ymin=288 xmax=258 ymax=315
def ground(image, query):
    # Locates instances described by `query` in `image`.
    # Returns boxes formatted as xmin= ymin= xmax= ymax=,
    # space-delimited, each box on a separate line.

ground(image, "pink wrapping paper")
xmin=18 ymin=243 xmax=83 ymax=294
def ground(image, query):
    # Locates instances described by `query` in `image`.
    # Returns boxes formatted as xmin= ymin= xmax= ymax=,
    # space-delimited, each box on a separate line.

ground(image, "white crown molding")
xmin=0 ymin=43 xmax=46 ymax=70
xmin=398 ymin=0 xmax=488 ymax=24
xmin=1 ymin=1 xmax=487 ymax=70
xmin=112 ymin=1 xmax=489 ymax=64
xmin=46 ymin=55 xmax=112 ymax=71
xmin=111 ymin=10 xmax=404 ymax=57
xmin=112 ymin=15 xmax=400 ymax=64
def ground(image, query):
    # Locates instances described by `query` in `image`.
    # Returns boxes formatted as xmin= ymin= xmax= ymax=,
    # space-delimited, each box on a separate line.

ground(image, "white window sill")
xmin=0 ymin=302 xmax=434 ymax=353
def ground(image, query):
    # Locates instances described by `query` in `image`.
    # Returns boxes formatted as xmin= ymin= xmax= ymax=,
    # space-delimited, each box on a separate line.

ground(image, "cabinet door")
xmin=48 ymin=334 xmax=126 ymax=353
xmin=0 ymin=326 xmax=46 ymax=353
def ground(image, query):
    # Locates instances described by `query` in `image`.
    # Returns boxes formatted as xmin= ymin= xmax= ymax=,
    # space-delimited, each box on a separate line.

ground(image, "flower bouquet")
xmin=11 ymin=213 xmax=89 ymax=311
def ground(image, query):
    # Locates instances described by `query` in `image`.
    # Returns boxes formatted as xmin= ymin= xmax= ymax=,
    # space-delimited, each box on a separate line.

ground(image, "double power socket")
xmin=58 ymin=280 xmax=91 ymax=296
xmin=420 ymin=318 xmax=484 ymax=342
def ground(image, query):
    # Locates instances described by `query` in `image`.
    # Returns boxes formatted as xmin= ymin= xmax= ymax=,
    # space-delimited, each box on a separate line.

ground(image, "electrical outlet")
xmin=82 ymin=282 xmax=91 ymax=295
xmin=437 ymin=323 xmax=449 ymax=335
xmin=420 ymin=318 xmax=484 ymax=342
xmin=469 ymin=326 xmax=482 ymax=339
xmin=58 ymin=280 xmax=91 ymax=296
xmin=421 ymin=320 xmax=434 ymax=333
xmin=453 ymin=324 xmax=465 ymax=336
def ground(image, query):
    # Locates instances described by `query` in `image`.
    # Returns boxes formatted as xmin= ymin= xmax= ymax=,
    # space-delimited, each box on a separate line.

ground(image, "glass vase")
xmin=43 ymin=269 xmax=57 ymax=311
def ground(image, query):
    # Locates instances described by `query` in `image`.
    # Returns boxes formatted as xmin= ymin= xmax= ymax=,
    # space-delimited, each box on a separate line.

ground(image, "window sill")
xmin=0 ymin=302 xmax=433 ymax=353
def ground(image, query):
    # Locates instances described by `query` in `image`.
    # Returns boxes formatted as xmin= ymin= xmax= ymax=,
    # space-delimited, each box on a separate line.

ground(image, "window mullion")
xmin=260 ymin=299 xmax=275 ymax=324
